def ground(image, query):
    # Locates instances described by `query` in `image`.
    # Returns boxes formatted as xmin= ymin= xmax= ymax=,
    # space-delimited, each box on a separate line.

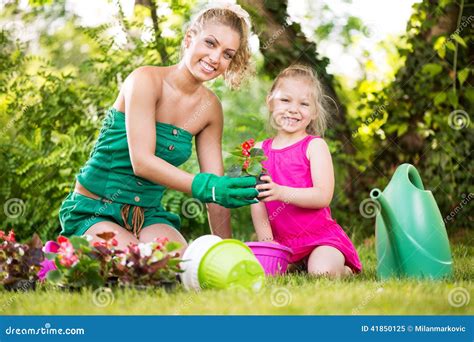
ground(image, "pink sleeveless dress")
xmin=261 ymin=135 xmax=362 ymax=272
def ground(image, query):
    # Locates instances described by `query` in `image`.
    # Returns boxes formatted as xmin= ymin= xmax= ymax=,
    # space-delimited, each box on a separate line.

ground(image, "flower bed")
xmin=0 ymin=230 xmax=182 ymax=291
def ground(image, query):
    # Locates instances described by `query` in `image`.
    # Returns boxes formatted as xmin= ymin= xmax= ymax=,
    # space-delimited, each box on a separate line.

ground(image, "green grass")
xmin=1 ymin=234 xmax=473 ymax=315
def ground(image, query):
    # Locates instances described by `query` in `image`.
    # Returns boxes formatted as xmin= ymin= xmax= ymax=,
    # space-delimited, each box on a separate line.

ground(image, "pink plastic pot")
xmin=245 ymin=242 xmax=293 ymax=276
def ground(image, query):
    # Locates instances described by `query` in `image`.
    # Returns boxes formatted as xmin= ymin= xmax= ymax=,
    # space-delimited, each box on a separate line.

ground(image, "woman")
xmin=59 ymin=4 xmax=258 ymax=252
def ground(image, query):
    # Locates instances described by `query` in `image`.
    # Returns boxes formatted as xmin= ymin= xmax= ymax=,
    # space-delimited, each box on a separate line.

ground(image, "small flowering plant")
xmin=227 ymin=138 xmax=267 ymax=178
xmin=111 ymin=237 xmax=182 ymax=287
xmin=0 ymin=230 xmax=43 ymax=291
xmin=44 ymin=235 xmax=106 ymax=289
xmin=42 ymin=232 xmax=182 ymax=289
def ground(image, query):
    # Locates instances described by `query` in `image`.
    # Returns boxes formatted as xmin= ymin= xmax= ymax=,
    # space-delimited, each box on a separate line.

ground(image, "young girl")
xmin=59 ymin=4 xmax=259 ymax=251
xmin=251 ymin=65 xmax=362 ymax=277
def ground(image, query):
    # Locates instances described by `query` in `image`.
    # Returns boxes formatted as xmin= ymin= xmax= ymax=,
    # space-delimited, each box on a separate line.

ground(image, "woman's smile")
xmin=199 ymin=59 xmax=217 ymax=74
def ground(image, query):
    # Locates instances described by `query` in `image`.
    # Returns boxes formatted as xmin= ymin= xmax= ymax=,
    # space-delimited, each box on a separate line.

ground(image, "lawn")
xmin=1 ymin=233 xmax=472 ymax=315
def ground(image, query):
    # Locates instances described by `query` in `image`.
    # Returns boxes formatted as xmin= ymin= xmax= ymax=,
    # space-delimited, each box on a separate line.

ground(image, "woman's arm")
xmin=195 ymin=93 xmax=231 ymax=238
xmin=124 ymin=67 xmax=194 ymax=193
xmin=256 ymin=138 xmax=335 ymax=209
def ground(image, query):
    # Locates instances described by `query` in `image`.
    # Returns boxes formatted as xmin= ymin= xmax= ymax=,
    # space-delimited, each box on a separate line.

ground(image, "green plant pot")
xmin=198 ymin=240 xmax=264 ymax=291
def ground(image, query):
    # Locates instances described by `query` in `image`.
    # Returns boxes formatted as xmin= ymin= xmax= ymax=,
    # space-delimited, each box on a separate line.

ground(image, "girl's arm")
xmin=257 ymin=138 xmax=334 ymax=209
xmin=195 ymin=93 xmax=231 ymax=238
xmin=125 ymin=67 xmax=195 ymax=193
xmin=250 ymin=141 xmax=276 ymax=242
xmin=250 ymin=202 xmax=275 ymax=242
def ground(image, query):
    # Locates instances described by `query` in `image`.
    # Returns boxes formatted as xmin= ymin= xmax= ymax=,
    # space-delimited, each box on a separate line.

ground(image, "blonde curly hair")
xmin=268 ymin=64 xmax=332 ymax=136
xmin=183 ymin=3 xmax=253 ymax=89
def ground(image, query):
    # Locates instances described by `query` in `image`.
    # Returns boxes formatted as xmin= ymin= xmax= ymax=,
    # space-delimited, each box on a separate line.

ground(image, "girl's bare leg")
xmin=307 ymin=245 xmax=353 ymax=278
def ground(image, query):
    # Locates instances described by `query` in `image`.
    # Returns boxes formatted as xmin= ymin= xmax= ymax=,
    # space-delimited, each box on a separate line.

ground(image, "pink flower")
xmin=37 ymin=259 xmax=57 ymax=281
xmin=58 ymin=254 xmax=79 ymax=268
xmin=56 ymin=236 xmax=78 ymax=268
xmin=43 ymin=241 xmax=60 ymax=253
xmin=154 ymin=237 xmax=169 ymax=250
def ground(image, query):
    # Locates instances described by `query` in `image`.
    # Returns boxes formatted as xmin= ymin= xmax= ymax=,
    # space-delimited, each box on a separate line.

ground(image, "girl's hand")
xmin=256 ymin=175 xmax=288 ymax=202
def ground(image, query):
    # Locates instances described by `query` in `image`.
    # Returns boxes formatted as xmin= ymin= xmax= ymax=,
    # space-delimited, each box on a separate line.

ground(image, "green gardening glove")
xmin=192 ymin=173 xmax=259 ymax=208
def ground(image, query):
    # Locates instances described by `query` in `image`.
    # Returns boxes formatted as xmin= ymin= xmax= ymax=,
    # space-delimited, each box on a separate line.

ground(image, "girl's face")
xmin=267 ymin=77 xmax=316 ymax=135
xmin=183 ymin=23 xmax=241 ymax=82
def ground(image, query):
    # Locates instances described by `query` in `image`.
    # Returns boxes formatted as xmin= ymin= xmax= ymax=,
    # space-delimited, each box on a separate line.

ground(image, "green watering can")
xmin=370 ymin=163 xmax=453 ymax=280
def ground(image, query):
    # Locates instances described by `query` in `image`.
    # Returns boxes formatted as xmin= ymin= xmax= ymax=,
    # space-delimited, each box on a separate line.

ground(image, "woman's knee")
xmin=84 ymin=221 xmax=138 ymax=250
xmin=139 ymin=224 xmax=188 ymax=254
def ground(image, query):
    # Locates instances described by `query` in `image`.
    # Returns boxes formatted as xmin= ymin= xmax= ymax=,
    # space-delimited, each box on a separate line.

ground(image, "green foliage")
xmin=348 ymin=0 xmax=473 ymax=234
xmin=0 ymin=1 xmax=198 ymax=241
xmin=1 ymin=0 xmax=470 ymax=244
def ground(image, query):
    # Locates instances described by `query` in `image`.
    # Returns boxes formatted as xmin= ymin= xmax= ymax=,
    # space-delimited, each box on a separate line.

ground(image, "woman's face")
xmin=183 ymin=23 xmax=241 ymax=82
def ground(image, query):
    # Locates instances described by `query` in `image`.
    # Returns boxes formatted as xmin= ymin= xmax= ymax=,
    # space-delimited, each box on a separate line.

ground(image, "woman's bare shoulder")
xmin=125 ymin=66 xmax=170 ymax=95
xmin=198 ymin=86 xmax=223 ymax=124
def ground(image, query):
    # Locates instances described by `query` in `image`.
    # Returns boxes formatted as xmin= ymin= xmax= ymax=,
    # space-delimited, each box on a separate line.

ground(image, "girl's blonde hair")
xmin=183 ymin=3 xmax=253 ymax=89
xmin=268 ymin=64 xmax=331 ymax=136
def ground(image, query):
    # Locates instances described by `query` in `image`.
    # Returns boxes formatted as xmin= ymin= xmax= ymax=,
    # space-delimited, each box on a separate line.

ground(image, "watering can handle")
xmin=405 ymin=164 xmax=425 ymax=191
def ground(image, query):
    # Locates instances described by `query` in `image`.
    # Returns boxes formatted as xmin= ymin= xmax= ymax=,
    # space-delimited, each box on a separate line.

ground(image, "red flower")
xmin=93 ymin=241 xmax=107 ymax=248
xmin=93 ymin=238 xmax=118 ymax=249
xmin=0 ymin=230 xmax=16 ymax=242
xmin=57 ymin=236 xmax=69 ymax=244
xmin=243 ymin=160 xmax=250 ymax=170
xmin=241 ymin=138 xmax=255 ymax=156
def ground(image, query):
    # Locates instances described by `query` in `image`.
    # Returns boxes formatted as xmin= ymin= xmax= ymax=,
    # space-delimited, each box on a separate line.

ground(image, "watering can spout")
xmin=370 ymin=187 xmax=404 ymax=261
xmin=370 ymin=188 xmax=396 ymax=230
